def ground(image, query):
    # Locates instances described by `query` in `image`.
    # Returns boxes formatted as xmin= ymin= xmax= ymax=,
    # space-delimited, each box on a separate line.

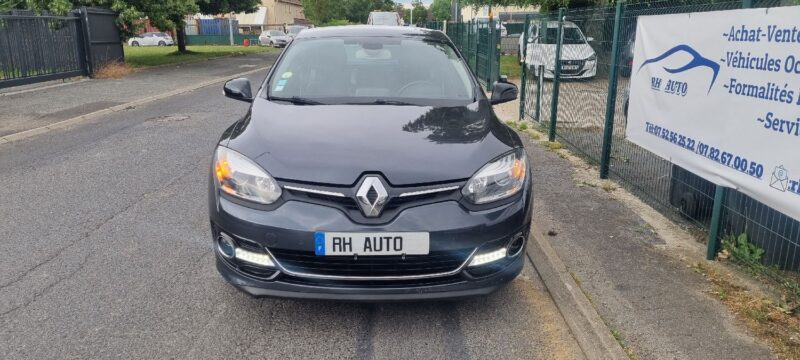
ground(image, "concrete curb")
xmin=0 ymin=77 xmax=88 ymax=97
xmin=0 ymin=66 xmax=268 ymax=144
xmin=526 ymin=224 xmax=630 ymax=360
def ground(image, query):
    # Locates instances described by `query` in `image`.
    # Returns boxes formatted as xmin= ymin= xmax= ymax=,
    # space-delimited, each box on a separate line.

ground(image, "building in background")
xmin=235 ymin=6 xmax=270 ymax=33
xmin=460 ymin=5 xmax=538 ymax=22
xmin=261 ymin=0 xmax=305 ymax=26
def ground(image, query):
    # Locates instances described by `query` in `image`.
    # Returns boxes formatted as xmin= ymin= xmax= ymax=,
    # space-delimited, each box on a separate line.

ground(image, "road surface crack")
xmin=0 ymin=163 xmax=201 ymax=318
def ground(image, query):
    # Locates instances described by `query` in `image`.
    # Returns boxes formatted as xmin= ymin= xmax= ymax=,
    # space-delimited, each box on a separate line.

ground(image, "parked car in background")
xmin=368 ymin=11 xmax=403 ymax=26
xmin=259 ymin=30 xmax=290 ymax=47
xmin=519 ymin=21 xmax=596 ymax=80
xmin=286 ymin=25 xmax=309 ymax=39
xmin=127 ymin=32 xmax=173 ymax=46
xmin=620 ymin=33 xmax=635 ymax=78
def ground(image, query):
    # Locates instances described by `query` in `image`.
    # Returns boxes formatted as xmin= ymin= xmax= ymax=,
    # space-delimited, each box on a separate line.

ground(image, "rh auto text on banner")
xmin=626 ymin=6 xmax=800 ymax=221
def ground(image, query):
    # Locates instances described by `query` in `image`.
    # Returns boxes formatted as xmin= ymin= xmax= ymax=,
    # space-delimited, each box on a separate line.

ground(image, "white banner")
xmin=626 ymin=6 xmax=800 ymax=221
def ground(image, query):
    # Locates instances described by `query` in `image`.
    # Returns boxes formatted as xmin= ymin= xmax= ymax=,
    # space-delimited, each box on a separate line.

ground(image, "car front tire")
xmin=158 ymin=41 xmax=166 ymax=46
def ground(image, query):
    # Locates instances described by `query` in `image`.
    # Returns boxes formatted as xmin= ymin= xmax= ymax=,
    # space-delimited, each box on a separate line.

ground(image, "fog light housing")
xmin=468 ymin=247 xmax=508 ymax=267
xmin=216 ymin=233 xmax=236 ymax=259
xmin=234 ymin=248 xmax=276 ymax=268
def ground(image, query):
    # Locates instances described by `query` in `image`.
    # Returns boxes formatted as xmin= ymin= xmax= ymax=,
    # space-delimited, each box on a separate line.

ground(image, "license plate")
xmin=314 ymin=232 xmax=429 ymax=256
xmin=562 ymin=65 xmax=579 ymax=70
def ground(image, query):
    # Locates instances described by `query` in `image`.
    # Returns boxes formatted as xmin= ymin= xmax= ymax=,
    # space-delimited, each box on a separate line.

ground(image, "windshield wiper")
xmin=345 ymin=99 xmax=418 ymax=106
xmin=269 ymin=96 xmax=325 ymax=105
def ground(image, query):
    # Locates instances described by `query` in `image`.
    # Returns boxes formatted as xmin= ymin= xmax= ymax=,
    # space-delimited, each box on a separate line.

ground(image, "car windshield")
xmin=370 ymin=13 xmax=399 ymax=25
xmin=266 ymin=37 xmax=475 ymax=106
xmin=270 ymin=31 xmax=286 ymax=36
xmin=542 ymin=27 xmax=586 ymax=45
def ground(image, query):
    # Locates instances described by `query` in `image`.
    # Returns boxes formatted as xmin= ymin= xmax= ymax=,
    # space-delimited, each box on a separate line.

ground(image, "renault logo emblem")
xmin=356 ymin=177 xmax=389 ymax=217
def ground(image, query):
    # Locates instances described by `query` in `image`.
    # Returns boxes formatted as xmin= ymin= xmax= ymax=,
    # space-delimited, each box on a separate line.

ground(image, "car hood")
xmin=224 ymin=99 xmax=519 ymax=186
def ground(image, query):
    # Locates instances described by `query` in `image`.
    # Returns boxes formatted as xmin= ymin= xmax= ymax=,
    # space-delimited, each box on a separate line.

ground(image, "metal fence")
xmin=0 ymin=15 xmax=85 ymax=87
xmin=518 ymin=0 xmax=800 ymax=292
xmin=0 ymin=7 xmax=122 ymax=89
xmin=425 ymin=20 xmax=500 ymax=90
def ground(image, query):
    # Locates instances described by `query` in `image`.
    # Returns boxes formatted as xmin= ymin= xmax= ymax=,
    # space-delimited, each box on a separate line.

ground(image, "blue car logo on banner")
xmin=638 ymin=44 xmax=720 ymax=94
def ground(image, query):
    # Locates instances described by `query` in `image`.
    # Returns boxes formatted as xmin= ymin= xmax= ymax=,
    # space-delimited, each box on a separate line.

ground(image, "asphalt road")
xmin=0 ymin=66 xmax=583 ymax=359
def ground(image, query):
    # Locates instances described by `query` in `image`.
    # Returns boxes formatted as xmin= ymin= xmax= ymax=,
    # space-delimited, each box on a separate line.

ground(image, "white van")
xmin=368 ymin=12 xmax=403 ymax=26
xmin=518 ymin=21 xmax=597 ymax=79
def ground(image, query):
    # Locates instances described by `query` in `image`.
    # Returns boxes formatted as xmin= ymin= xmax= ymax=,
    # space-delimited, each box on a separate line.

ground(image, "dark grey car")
xmin=210 ymin=26 xmax=531 ymax=301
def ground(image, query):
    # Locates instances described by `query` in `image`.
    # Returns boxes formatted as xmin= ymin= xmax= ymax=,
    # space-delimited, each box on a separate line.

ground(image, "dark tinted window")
xmin=267 ymin=37 xmax=474 ymax=105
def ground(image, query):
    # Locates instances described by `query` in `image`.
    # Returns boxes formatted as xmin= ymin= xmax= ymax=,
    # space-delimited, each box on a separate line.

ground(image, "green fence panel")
xmin=516 ymin=0 xmax=800 ymax=296
xmin=185 ymin=34 xmax=261 ymax=46
xmin=428 ymin=20 xmax=500 ymax=90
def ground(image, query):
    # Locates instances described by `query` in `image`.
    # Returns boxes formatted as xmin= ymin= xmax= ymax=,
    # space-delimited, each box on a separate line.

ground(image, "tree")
xmin=430 ymin=0 xmax=451 ymax=21
xmin=196 ymin=0 xmax=259 ymax=15
xmin=4 ymin=0 xmax=200 ymax=52
xmin=402 ymin=0 xmax=427 ymax=26
xmin=343 ymin=0 xmax=394 ymax=24
xmin=301 ymin=0 xmax=345 ymax=25
xmin=122 ymin=0 xmax=197 ymax=53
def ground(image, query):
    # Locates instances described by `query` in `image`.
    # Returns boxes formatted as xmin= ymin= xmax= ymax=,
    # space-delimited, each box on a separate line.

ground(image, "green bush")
xmin=722 ymin=233 xmax=765 ymax=265
xmin=322 ymin=19 xmax=351 ymax=27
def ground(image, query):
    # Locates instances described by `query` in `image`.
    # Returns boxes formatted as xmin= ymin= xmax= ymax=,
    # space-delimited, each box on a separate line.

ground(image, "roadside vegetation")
xmin=505 ymin=117 xmax=800 ymax=359
xmin=124 ymin=45 xmax=275 ymax=68
xmin=500 ymin=55 xmax=522 ymax=79
xmin=694 ymin=262 xmax=800 ymax=359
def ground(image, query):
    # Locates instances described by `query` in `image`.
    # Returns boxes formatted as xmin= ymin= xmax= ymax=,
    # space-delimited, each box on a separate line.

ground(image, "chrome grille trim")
xmin=283 ymin=185 xmax=346 ymax=198
xmin=264 ymin=246 xmax=479 ymax=281
xmin=398 ymin=186 xmax=460 ymax=198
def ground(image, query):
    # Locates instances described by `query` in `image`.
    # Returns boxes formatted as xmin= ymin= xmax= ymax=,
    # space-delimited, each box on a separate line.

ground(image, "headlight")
xmin=462 ymin=149 xmax=527 ymax=204
xmin=587 ymin=54 xmax=597 ymax=62
xmin=214 ymin=146 xmax=281 ymax=204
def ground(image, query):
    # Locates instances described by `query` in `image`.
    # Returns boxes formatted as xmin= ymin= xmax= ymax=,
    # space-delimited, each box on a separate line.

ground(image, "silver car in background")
xmin=286 ymin=25 xmax=309 ymax=39
xmin=127 ymin=32 xmax=174 ymax=47
xmin=259 ymin=30 xmax=291 ymax=47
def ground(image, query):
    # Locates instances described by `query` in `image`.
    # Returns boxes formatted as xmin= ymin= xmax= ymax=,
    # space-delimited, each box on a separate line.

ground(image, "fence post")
xmin=474 ymin=20 xmax=479 ymax=78
xmin=535 ymin=17 xmax=546 ymax=122
xmin=76 ymin=7 xmax=94 ymax=76
xmin=548 ymin=8 xmax=565 ymax=142
xmin=599 ymin=1 xmax=625 ymax=179
xmin=518 ymin=15 xmax=531 ymax=121
xmin=706 ymin=185 xmax=728 ymax=260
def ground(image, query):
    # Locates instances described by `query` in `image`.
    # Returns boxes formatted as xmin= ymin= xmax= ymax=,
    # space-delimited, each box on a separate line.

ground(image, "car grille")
xmin=269 ymin=247 xmax=474 ymax=278
xmin=280 ymin=178 xmax=463 ymax=224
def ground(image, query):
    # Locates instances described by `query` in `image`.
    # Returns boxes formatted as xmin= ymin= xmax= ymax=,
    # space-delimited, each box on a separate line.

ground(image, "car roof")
xmin=294 ymin=25 xmax=447 ymax=42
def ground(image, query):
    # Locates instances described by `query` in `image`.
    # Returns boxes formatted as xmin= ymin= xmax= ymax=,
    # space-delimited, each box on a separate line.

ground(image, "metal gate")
xmin=0 ymin=7 xmax=122 ymax=89
xmin=0 ymin=15 xmax=85 ymax=88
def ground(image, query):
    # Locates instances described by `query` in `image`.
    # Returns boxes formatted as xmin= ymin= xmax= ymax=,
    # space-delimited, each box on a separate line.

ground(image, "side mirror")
xmin=586 ymin=37 xmax=595 ymax=42
xmin=223 ymin=78 xmax=253 ymax=103
xmin=490 ymin=77 xmax=518 ymax=105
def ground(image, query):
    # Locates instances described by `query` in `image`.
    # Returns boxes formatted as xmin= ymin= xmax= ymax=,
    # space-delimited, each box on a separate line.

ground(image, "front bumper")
xmin=217 ymin=253 xmax=524 ymax=301
xmin=209 ymin=178 xmax=533 ymax=301
xmin=540 ymin=61 xmax=597 ymax=79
